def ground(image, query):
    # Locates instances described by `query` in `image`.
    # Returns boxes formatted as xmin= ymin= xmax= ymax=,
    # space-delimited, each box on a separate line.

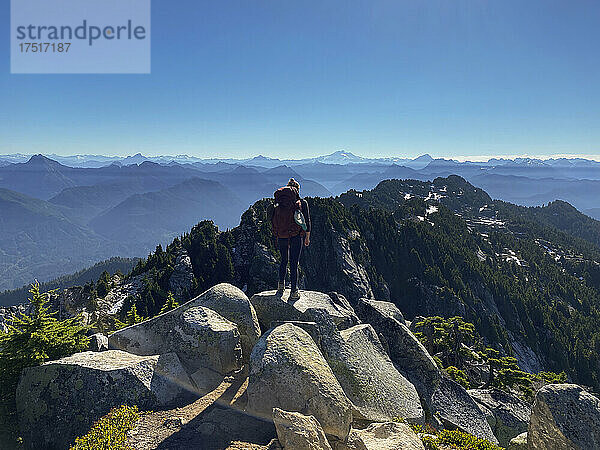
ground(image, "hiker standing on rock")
xmin=271 ymin=178 xmax=311 ymax=300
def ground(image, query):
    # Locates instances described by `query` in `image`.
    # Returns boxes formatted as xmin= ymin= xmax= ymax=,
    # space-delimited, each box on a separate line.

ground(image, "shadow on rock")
xmin=156 ymin=376 xmax=276 ymax=450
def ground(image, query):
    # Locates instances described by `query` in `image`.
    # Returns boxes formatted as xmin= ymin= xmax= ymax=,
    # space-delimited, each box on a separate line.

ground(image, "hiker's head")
xmin=288 ymin=178 xmax=300 ymax=192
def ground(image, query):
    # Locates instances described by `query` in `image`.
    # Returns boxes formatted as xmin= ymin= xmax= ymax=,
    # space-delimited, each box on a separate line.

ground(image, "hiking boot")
xmin=276 ymin=281 xmax=285 ymax=295
xmin=289 ymin=289 xmax=300 ymax=301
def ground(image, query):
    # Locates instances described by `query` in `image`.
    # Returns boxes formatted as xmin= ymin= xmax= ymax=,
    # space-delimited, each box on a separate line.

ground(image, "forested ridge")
xmin=0 ymin=257 xmax=138 ymax=307
xmin=102 ymin=176 xmax=600 ymax=390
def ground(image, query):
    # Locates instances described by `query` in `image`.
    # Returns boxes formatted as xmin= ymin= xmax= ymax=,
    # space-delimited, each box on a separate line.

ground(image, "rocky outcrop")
xmin=88 ymin=332 xmax=108 ymax=351
xmin=16 ymin=281 xmax=582 ymax=450
xmin=273 ymin=408 xmax=332 ymax=450
xmin=326 ymin=292 xmax=360 ymax=326
xmin=334 ymin=422 xmax=425 ymax=450
xmin=355 ymin=298 xmax=406 ymax=325
xmin=230 ymin=202 xmax=281 ymax=295
xmin=0 ymin=304 xmax=28 ymax=332
xmin=297 ymin=215 xmax=374 ymax=304
xmin=250 ymin=290 xmax=359 ymax=332
xmin=319 ymin=319 xmax=423 ymax=423
xmin=248 ymin=242 xmax=282 ymax=294
xmin=354 ymin=297 xmax=440 ymax=395
xmin=351 ymin=298 xmax=495 ymax=442
xmin=247 ymin=323 xmax=352 ymax=441
xmin=16 ymin=350 xmax=192 ymax=449
xmin=431 ymin=377 xmax=498 ymax=444
xmin=94 ymin=273 xmax=146 ymax=317
xmin=469 ymin=388 xmax=531 ymax=446
xmin=249 ymin=290 xmax=303 ymax=330
xmin=0 ymin=273 xmax=148 ymax=331
xmin=109 ymin=305 xmax=242 ymax=376
xmin=152 ymin=352 xmax=197 ymax=405
xmin=189 ymin=283 xmax=261 ymax=363
xmin=508 ymin=432 xmax=528 ymax=450
xmin=169 ymin=249 xmax=195 ymax=297
xmin=528 ymin=383 xmax=600 ymax=450
xmin=270 ymin=320 xmax=322 ymax=347
xmin=326 ymin=229 xmax=374 ymax=302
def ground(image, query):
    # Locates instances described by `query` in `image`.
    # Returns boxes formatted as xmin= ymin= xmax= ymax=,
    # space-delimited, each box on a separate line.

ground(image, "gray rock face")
xmin=469 ymin=388 xmax=531 ymax=446
xmin=16 ymin=350 xmax=191 ymax=449
xmin=109 ymin=305 xmax=242 ymax=375
xmin=346 ymin=298 xmax=494 ymax=443
xmin=248 ymin=242 xmax=281 ymax=294
xmin=508 ymin=432 xmax=528 ymax=450
xmin=507 ymin=330 xmax=545 ymax=375
xmin=273 ymin=408 xmax=332 ymax=450
xmin=528 ymin=383 xmax=600 ymax=450
xmin=0 ymin=304 xmax=28 ymax=332
xmin=88 ymin=332 xmax=108 ymax=351
xmin=189 ymin=366 xmax=227 ymax=396
xmin=328 ymin=229 xmax=374 ymax=302
xmin=247 ymin=323 xmax=352 ymax=441
xmin=270 ymin=321 xmax=322 ymax=348
xmin=188 ymin=283 xmax=261 ymax=363
xmin=321 ymin=321 xmax=423 ymax=423
xmin=0 ymin=274 xmax=149 ymax=332
xmin=250 ymin=290 xmax=359 ymax=332
xmin=334 ymin=422 xmax=425 ymax=450
xmin=431 ymin=377 xmax=498 ymax=444
xmin=356 ymin=298 xmax=406 ymax=325
xmin=153 ymin=352 xmax=197 ymax=405
xmin=169 ymin=250 xmax=195 ymax=297
xmin=249 ymin=290 xmax=303 ymax=331
xmin=326 ymin=292 xmax=361 ymax=325
xmin=354 ymin=298 xmax=440 ymax=395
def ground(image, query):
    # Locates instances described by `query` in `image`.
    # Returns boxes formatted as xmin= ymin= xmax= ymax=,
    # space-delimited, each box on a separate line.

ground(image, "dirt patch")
xmin=126 ymin=372 xmax=277 ymax=450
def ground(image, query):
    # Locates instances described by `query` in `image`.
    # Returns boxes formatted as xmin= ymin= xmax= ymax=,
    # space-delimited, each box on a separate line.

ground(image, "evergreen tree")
xmin=159 ymin=292 xmax=179 ymax=315
xmin=125 ymin=305 xmax=144 ymax=325
xmin=0 ymin=283 xmax=89 ymax=426
xmin=96 ymin=270 xmax=112 ymax=298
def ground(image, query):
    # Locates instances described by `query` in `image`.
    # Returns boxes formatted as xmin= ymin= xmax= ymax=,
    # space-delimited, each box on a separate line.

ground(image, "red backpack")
xmin=272 ymin=186 xmax=302 ymax=238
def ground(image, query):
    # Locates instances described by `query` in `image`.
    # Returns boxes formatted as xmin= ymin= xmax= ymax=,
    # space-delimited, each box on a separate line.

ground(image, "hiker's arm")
xmin=302 ymin=200 xmax=311 ymax=246
xmin=302 ymin=200 xmax=311 ymax=232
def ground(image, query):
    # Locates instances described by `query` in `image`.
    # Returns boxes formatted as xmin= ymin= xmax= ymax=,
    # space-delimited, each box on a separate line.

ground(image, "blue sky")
xmin=1 ymin=0 xmax=600 ymax=159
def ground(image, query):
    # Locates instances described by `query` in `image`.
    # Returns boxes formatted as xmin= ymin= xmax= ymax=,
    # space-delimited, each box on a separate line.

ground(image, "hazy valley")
xmin=2 ymin=151 xmax=600 ymax=294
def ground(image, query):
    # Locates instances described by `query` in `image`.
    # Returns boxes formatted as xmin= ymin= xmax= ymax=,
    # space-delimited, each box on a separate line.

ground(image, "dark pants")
xmin=278 ymin=235 xmax=302 ymax=291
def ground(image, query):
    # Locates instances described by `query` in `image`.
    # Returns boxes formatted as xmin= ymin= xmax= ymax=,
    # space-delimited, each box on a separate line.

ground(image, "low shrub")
xmin=70 ymin=405 xmax=140 ymax=450
xmin=445 ymin=365 xmax=470 ymax=389
xmin=435 ymin=429 xmax=503 ymax=450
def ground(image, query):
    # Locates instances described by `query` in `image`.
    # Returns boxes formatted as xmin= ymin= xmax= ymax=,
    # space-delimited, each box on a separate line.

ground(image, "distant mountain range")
xmin=1 ymin=151 xmax=600 ymax=290
xmin=0 ymin=150 xmax=435 ymax=169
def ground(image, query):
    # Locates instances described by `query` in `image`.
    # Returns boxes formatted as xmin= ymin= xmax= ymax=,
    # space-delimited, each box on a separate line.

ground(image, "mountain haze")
xmin=2 ymin=152 xmax=600 ymax=292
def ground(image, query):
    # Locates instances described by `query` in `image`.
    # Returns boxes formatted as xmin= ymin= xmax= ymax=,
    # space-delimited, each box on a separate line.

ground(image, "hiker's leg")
xmin=289 ymin=234 xmax=302 ymax=291
xmin=278 ymin=238 xmax=289 ymax=284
